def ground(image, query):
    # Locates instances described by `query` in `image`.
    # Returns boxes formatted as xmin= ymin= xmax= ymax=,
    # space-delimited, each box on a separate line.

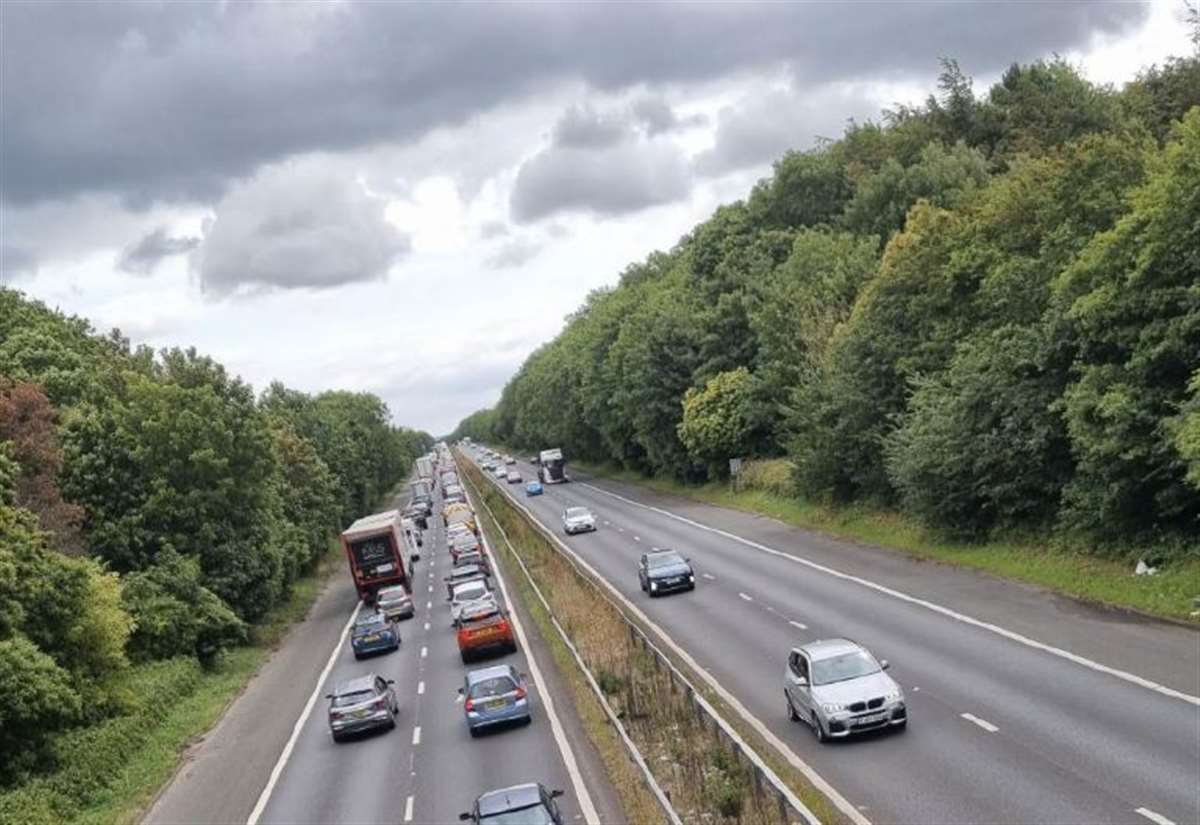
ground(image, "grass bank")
xmin=573 ymin=459 xmax=1200 ymax=623
xmin=461 ymin=456 xmax=845 ymax=825
xmin=0 ymin=540 xmax=344 ymax=825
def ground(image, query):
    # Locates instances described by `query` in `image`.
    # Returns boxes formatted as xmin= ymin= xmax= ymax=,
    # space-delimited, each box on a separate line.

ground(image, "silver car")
xmin=562 ymin=506 xmax=596 ymax=534
xmin=783 ymin=638 xmax=906 ymax=741
xmin=376 ymin=584 xmax=415 ymax=621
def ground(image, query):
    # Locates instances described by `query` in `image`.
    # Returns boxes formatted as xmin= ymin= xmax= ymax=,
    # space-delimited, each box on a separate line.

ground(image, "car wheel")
xmin=461 ymin=651 xmax=472 ymax=664
xmin=785 ymin=693 xmax=799 ymax=722
xmin=508 ymin=642 xmax=519 ymax=654
xmin=387 ymin=717 xmax=397 ymax=731
xmin=331 ymin=731 xmax=345 ymax=743
xmin=353 ymin=652 xmax=363 ymax=661
xmin=812 ymin=712 xmax=827 ymax=743
xmin=468 ymin=725 xmax=480 ymax=738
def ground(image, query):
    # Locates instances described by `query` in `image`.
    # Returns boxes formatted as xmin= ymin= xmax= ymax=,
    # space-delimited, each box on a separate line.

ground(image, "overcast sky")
xmin=1 ymin=1 xmax=1193 ymax=435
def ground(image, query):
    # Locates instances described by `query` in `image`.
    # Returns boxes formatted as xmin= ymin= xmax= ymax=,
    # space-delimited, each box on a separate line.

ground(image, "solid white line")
xmin=789 ymin=620 xmax=808 ymax=631
xmin=412 ymin=726 xmax=422 ymax=746
xmin=581 ymin=482 xmax=1200 ymax=707
xmin=417 ymin=680 xmax=425 ymax=695
xmin=466 ymin=486 xmax=601 ymax=825
xmin=961 ymin=713 xmax=999 ymax=733
xmin=1135 ymin=807 xmax=1177 ymax=825
xmin=420 ymin=646 xmax=427 ymax=658
xmin=404 ymin=795 xmax=414 ymax=823
xmin=428 ymin=584 xmax=433 ymax=592
xmin=246 ymin=600 xmax=362 ymax=825
xmin=738 ymin=592 xmax=753 ymax=602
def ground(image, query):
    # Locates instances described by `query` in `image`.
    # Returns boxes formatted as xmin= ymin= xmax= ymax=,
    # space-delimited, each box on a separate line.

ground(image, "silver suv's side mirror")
xmin=880 ymin=659 xmax=890 ymax=671
xmin=796 ymin=676 xmax=808 ymax=687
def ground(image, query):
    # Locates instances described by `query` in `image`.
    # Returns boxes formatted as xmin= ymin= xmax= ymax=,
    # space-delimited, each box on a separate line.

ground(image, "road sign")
xmin=729 ymin=457 xmax=743 ymax=476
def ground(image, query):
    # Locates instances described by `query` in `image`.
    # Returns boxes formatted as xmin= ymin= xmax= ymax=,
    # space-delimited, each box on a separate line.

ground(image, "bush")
xmin=0 ymin=637 xmax=82 ymax=784
xmin=737 ymin=459 xmax=794 ymax=497
xmin=122 ymin=552 xmax=247 ymax=667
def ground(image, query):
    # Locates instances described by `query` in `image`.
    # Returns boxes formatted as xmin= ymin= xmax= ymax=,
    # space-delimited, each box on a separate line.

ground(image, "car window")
xmin=375 ymin=676 xmax=387 ymax=692
xmin=356 ymin=615 xmax=386 ymax=630
xmin=810 ymin=650 xmax=878 ymax=686
xmin=480 ymin=805 xmax=555 ymax=825
xmin=646 ymin=552 xmax=684 ymax=569
xmin=332 ymin=690 xmax=375 ymax=707
xmin=454 ymin=583 xmax=488 ymax=602
xmin=468 ymin=675 xmax=516 ymax=698
xmin=565 ymin=507 xmax=588 ymax=518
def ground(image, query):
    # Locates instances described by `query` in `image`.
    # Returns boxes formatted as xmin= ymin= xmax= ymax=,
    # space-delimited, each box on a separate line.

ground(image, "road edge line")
xmin=246 ymin=600 xmax=362 ymax=825
xmin=465 ymin=478 xmax=601 ymax=825
xmin=581 ymin=481 xmax=1200 ymax=708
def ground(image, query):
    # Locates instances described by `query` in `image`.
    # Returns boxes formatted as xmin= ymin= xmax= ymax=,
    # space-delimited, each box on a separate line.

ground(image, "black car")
xmin=638 ymin=549 xmax=695 ymax=596
xmin=350 ymin=612 xmax=401 ymax=659
xmin=460 ymin=783 xmax=565 ymax=824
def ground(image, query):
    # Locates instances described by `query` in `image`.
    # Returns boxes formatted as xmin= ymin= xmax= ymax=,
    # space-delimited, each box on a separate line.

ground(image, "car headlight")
xmin=821 ymin=702 xmax=845 ymax=714
xmin=884 ymin=689 xmax=902 ymax=703
xmin=688 ymin=574 xmax=695 ymax=582
xmin=649 ymin=581 xmax=658 ymax=590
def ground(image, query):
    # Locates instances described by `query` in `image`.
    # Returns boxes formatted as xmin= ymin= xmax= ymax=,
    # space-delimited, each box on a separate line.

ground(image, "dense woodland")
xmin=0 ymin=290 xmax=431 ymax=783
xmin=453 ymin=55 xmax=1200 ymax=555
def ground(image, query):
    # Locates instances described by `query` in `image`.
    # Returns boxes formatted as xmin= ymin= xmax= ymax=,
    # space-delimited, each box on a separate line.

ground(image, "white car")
xmin=504 ymin=455 xmax=516 ymax=465
xmin=450 ymin=582 xmax=497 ymax=625
xmin=562 ymin=506 xmax=597 ymax=534
xmin=506 ymin=469 xmax=523 ymax=484
xmin=493 ymin=466 xmax=507 ymax=479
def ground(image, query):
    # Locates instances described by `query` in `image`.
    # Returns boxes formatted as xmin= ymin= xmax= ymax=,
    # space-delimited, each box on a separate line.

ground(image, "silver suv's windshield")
xmin=811 ymin=650 xmax=879 ymax=686
xmin=565 ymin=507 xmax=589 ymax=519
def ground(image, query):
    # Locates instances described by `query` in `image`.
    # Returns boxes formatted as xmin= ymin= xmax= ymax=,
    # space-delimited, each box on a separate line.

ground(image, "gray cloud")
xmin=486 ymin=238 xmax=543 ymax=269
xmin=1 ymin=2 xmax=1146 ymax=207
xmin=552 ymin=105 xmax=628 ymax=148
xmin=695 ymin=85 xmax=881 ymax=177
xmin=196 ymin=162 xmax=410 ymax=297
xmin=118 ymin=226 xmax=201 ymax=275
xmin=0 ymin=246 xmax=38 ymax=283
xmin=632 ymin=96 xmax=708 ymax=135
xmin=511 ymin=139 xmax=692 ymax=222
xmin=479 ymin=221 xmax=510 ymax=239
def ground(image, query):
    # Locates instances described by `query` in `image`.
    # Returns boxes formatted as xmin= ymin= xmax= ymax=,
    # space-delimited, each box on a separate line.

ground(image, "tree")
xmin=0 ymin=637 xmax=81 ymax=782
xmin=0 ymin=380 xmax=84 ymax=553
xmin=678 ymin=368 xmax=757 ymax=476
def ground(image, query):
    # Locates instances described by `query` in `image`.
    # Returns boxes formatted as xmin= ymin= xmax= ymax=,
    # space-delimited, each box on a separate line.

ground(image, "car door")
xmin=637 ymin=555 xmax=647 ymax=589
xmin=786 ymin=651 xmax=813 ymax=714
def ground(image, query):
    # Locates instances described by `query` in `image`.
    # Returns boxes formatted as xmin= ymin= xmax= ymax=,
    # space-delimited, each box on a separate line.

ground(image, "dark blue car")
xmin=350 ymin=613 xmax=400 ymax=659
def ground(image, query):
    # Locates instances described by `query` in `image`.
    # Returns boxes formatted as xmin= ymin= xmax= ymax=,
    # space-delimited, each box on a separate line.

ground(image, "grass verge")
xmin=574 ymin=460 xmax=1200 ymax=623
xmin=0 ymin=540 xmax=344 ymax=825
xmin=461 ymin=457 xmax=845 ymax=825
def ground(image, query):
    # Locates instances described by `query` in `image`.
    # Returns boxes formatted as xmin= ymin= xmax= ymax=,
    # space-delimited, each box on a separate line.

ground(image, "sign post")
xmin=728 ymin=457 xmax=743 ymax=492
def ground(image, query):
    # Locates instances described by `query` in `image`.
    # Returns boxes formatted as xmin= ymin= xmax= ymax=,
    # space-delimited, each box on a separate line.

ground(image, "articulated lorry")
xmin=537 ymin=448 xmax=568 ymax=484
xmin=415 ymin=455 xmax=434 ymax=484
xmin=341 ymin=509 xmax=414 ymax=602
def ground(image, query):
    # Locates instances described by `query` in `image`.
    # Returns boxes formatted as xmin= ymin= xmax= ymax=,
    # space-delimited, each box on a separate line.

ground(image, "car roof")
xmin=477 ymin=784 xmax=543 ymax=816
xmin=356 ymin=612 xmax=387 ymax=624
xmin=333 ymin=674 xmax=380 ymax=694
xmin=797 ymin=638 xmax=862 ymax=661
xmin=466 ymin=664 xmax=515 ymax=684
xmin=377 ymin=585 xmax=407 ymax=597
xmin=646 ymin=548 xmax=680 ymax=558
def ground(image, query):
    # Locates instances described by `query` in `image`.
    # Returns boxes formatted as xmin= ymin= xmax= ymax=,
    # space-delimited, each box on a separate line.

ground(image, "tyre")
xmin=387 ymin=717 xmax=396 ymax=731
xmin=332 ymin=731 xmax=345 ymax=743
xmin=507 ymin=641 xmax=519 ymax=654
xmin=461 ymin=650 xmax=472 ymax=664
xmin=353 ymin=652 xmax=363 ymax=661
xmin=812 ymin=712 xmax=827 ymax=743
xmin=468 ymin=726 xmax=480 ymax=738
xmin=785 ymin=693 xmax=799 ymax=722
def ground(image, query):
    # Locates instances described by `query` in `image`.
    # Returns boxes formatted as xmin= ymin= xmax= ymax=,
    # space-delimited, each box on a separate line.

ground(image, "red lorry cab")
xmin=341 ymin=509 xmax=411 ymax=602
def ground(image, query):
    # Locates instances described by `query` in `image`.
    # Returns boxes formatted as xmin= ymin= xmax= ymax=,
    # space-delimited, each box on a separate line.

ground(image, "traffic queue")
xmin=329 ymin=444 xmax=569 ymax=824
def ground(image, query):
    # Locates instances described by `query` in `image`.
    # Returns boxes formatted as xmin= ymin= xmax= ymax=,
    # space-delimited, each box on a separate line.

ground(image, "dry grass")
xmin=462 ymin=457 xmax=838 ymax=825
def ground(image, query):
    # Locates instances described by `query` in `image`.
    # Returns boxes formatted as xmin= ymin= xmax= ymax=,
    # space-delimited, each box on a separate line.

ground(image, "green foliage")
xmin=0 ymin=637 xmax=82 ymax=784
xmin=678 ymin=368 xmax=757 ymax=474
xmin=121 ymin=552 xmax=246 ymax=667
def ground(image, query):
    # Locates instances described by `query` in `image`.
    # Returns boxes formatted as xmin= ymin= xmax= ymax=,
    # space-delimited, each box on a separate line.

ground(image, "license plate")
xmin=376 ymin=563 xmax=394 ymax=573
xmin=362 ymin=634 xmax=379 ymax=642
xmin=486 ymin=698 xmax=507 ymax=710
xmin=856 ymin=712 xmax=887 ymax=725
xmin=352 ymin=709 xmax=369 ymax=719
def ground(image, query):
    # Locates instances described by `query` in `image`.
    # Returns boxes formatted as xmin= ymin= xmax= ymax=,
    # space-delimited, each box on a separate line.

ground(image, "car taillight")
xmin=373 ymin=695 xmax=388 ymax=709
xmin=513 ymin=686 xmax=527 ymax=700
xmin=464 ymin=698 xmax=475 ymax=712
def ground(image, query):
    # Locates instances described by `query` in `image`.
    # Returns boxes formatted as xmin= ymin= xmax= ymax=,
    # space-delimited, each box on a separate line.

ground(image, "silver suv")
xmin=783 ymin=638 xmax=906 ymax=741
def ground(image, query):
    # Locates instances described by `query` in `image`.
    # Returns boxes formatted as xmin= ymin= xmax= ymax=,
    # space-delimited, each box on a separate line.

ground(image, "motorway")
xmin=475 ymin=450 xmax=1200 ymax=825
xmin=147 ymin=465 xmax=618 ymax=825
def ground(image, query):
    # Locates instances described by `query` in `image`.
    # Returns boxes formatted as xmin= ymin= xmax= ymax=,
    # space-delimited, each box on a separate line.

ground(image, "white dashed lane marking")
xmin=633 ymin=535 xmax=641 ymax=542
xmin=701 ymin=573 xmax=716 ymax=581
xmin=738 ymin=592 xmax=753 ymax=602
xmin=1135 ymin=807 xmax=1177 ymax=825
xmin=788 ymin=620 xmax=808 ymax=631
xmin=417 ymin=681 xmax=425 ymax=695
xmin=961 ymin=713 xmax=998 ymax=733
xmin=423 ymin=621 xmax=430 ymax=631
xmin=420 ymin=646 xmax=428 ymax=659
xmin=412 ymin=726 xmax=422 ymax=746
xmin=404 ymin=795 xmax=414 ymax=822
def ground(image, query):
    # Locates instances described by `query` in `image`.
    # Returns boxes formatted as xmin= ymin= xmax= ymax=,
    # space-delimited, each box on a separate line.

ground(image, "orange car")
xmin=456 ymin=602 xmax=518 ymax=663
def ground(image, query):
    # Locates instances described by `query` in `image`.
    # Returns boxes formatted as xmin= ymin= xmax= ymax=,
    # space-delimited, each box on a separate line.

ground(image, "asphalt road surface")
xmin=147 ymin=464 xmax=618 ymax=825
xmin=476 ymin=450 xmax=1200 ymax=825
